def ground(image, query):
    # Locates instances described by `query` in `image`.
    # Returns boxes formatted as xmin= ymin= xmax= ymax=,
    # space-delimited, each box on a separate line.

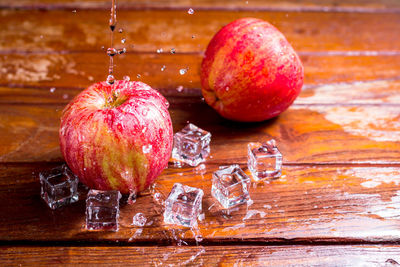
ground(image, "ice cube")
xmin=39 ymin=164 xmax=79 ymax=210
xmin=86 ymin=189 xmax=121 ymax=231
xmin=171 ymin=123 xmax=211 ymax=167
xmin=247 ymin=139 xmax=282 ymax=181
xmin=163 ymin=183 xmax=204 ymax=227
xmin=211 ymin=165 xmax=251 ymax=209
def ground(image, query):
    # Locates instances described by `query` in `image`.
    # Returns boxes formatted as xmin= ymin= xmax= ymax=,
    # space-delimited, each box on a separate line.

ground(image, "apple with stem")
xmin=201 ymin=17 xmax=304 ymax=122
xmin=59 ymin=80 xmax=173 ymax=194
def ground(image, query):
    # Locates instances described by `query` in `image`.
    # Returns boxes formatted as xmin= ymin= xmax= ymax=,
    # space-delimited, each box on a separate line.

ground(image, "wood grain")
xmin=2 ymin=53 xmax=400 ymax=95
xmin=1 ymin=245 xmax=400 ymax=266
xmin=1 ymin=102 xmax=400 ymax=164
xmin=2 ymin=0 xmax=400 ymax=13
xmin=1 ymin=10 xmax=400 ymax=53
xmin=2 ymin=164 xmax=400 ymax=243
xmin=1 ymin=0 xmax=400 ymax=263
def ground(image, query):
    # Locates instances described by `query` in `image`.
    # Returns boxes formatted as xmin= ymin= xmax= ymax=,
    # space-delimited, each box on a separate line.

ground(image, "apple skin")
xmin=201 ymin=17 xmax=304 ymax=122
xmin=59 ymin=80 xmax=173 ymax=194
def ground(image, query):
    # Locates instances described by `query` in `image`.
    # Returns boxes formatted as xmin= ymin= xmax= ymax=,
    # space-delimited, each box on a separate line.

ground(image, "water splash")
xmin=243 ymin=209 xmax=266 ymax=221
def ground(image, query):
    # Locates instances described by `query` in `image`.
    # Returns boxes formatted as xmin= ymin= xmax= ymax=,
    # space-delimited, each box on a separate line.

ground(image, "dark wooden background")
xmin=1 ymin=0 xmax=400 ymax=265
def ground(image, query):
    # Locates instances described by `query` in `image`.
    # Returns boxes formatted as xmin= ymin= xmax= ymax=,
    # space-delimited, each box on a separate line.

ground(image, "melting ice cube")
xmin=39 ymin=164 xmax=79 ymax=210
xmin=211 ymin=165 xmax=251 ymax=209
xmin=247 ymin=139 xmax=282 ymax=181
xmin=171 ymin=123 xmax=211 ymax=167
xmin=86 ymin=189 xmax=122 ymax=231
xmin=163 ymin=183 xmax=204 ymax=227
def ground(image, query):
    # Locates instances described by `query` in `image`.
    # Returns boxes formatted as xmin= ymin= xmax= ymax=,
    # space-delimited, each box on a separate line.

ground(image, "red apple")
xmin=59 ymin=80 xmax=173 ymax=194
xmin=201 ymin=17 xmax=304 ymax=122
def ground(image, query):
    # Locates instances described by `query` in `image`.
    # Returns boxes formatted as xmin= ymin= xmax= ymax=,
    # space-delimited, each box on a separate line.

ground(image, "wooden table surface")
xmin=1 ymin=0 xmax=400 ymax=265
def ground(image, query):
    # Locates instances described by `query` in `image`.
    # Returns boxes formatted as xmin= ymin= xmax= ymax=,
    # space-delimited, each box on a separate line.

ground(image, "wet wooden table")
xmin=1 ymin=0 xmax=400 ymax=265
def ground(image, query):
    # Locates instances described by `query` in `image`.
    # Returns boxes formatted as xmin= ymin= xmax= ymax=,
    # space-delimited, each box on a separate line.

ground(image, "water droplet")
xmin=72 ymin=9 xmax=77 ymax=13
xmin=188 ymin=8 xmax=194 ymax=14
xmin=161 ymin=65 xmax=166 ymax=71
xmin=118 ymin=28 xmax=123 ymax=33
xmin=107 ymin=48 xmax=118 ymax=56
xmin=195 ymin=235 xmax=203 ymax=242
xmin=142 ymin=109 xmax=148 ymax=116
xmin=107 ymin=74 xmax=115 ymax=85
xmin=132 ymin=213 xmax=147 ymax=227
xmin=177 ymin=86 xmax=184 ymax=92
xmin=201 ymin=97 xmax=205 ymax=101
xmin=128 ymin=190 xmax=137 ymax=204
xmin=165 ymin=100 xmax=170 ymax=109
xmin=245 ymin=1 xmax=249 ymax=4
xmin=88 ymin=76 xmax=94 ymax=81
xmin=170 ymin=48 xmax=176 ymax=54
xmin=157 ymin=48 xmax=163 ymax=53
xmin=142 ymin=144 xmax=152 ymax=153
xmin=101 ymin=46 xmax=105 ymax=50
xmin=118 ymin=48 xmax=126 ymax=54
xmin=123 ymin=75 xmax=130 ymax=81
xmin=136 ymin=74 xmax=141 ymax=79
xmin=49 ymin=87 xmax=56 ymax=93
xmin=62 ymin=94 xmax=69 ymax=99
xmin=179 ymin=68 xmax=188 ymax=75
xmin=39 ymin=35 xmax=43 ymax=39
xmin=191 ymin=35 xmax=195 ymax=39
xmin=225 ymin=86 xmax=230 ymax=92
xmin=121 ymin=38 xmax=126 ymax=44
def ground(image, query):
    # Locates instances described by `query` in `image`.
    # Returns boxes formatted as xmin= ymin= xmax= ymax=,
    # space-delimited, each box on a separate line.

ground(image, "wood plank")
xmin=4 ymin=78 xmax=400 ymax=106
xmin=1 ymin=10 xmax=400 ymax=53
xmin=2 ymin=0 xmax=400 ymax=13
xmin=2 ymin=53 xmax=400 ymax=96
xmin=1 ymin=103 xmax=400 ymax=164
xmin=1 ymin=245 xmax=400 ymax=266
xmin=2 ymin=164 xmax=400 ymax=242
